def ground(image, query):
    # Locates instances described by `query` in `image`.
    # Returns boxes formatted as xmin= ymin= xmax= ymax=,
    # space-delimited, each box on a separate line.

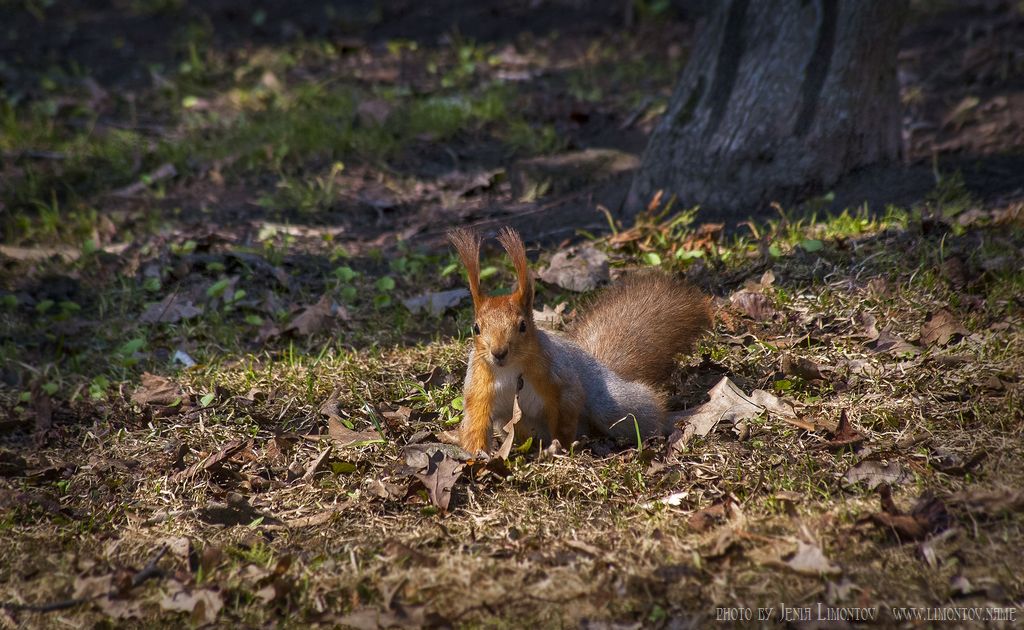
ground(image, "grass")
xmin=2 ymin=193 xmax=1022 ymax=625
xmin=2 ymin=4 xmax=1024 ymax=626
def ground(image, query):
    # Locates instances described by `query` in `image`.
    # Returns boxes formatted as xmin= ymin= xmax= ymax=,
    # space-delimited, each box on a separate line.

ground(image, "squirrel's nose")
xmin=491 ymin=347 xmax=508 ymax=362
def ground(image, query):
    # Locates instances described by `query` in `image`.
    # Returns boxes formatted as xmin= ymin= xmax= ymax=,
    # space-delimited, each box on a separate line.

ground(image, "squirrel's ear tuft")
xmin=448 ymin=228 xmax=482 ymax=306
xmin=497 ymin=226 xmax=533 ymax=311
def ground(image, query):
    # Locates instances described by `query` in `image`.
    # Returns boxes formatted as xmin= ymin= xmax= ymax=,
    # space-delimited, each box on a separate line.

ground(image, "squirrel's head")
xmin=448 ymin=226 xmax=535 ymax=368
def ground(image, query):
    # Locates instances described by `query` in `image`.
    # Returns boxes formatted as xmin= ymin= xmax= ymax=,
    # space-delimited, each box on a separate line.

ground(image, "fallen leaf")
xmin=170 ymin=440 xmax=247 ymax=482
xmin=328 ymin=418 xmax=381 ymax=448
xmin=364 ymin=477 xmax=410 ymax=501
xmin=810 ymin=410 xmax=865 ymax=451
xmin=782 ymin=541 xmax=841 ymax=576
xmin=538 ymin=245 xmax=609 ymax=292
xmin=160 ymin=580 xmax=223 ymax=625
xmin=140 ymin=294 xmax=203 ymax=324
xmin=687 ymin=503 xmax=729 ymax=532
xmin=669 ymin=377 xmax=762 ymax=447
xmin=302 ymin=447 xmax=332 ymax=482
xmin=0 ymin=449 xmax=27 ymax=477
xmin=729 ymin=290 xmax=776 ymax=321
xmin=533 ymin=302 xmax=567 ymax=328
xmin=864 ymin=485 xmax=950 ymax=542
xmin=781 ymin=355 xmax=824 ymax=381
xmin=131 ymin=373 xmax=189 ymax=410
xmin=197 ymin=492 xmax=278 ymax=527
xmin=948 ymin=486 xmax=1024 ymax=516
xmin=401 ymin=288 xmax=469 ymax=316
xmin=669 ymin=377 xmax=809 ymax=450
xmin=642 ymin=491 xmax=689 ymax=509
xmin=494 ymin=395 xmax=523 ymax=461
xmin=356 ymin=98 xmax=394 ymax=126
xmin=857 ymin=312 xmax=880 ymax=342
xmin=919 ymin=309 xmax=968 ymax=347
xmin=402 ymin=444 xmax=466 ymax=511
xmin=869 ymin=328 xmax=920 ymax=355
xmin=929 ymin=448 xmax=986 ymax=475
xmin=73 ymin=573 xmax=144 ymax=619
xmin=285 ymin=295 xmax=348 ymax=336
xmin=844 ymin=460 xmax=909 ymax=489
xmin=110 ymin=163 xmax=177 ymax=198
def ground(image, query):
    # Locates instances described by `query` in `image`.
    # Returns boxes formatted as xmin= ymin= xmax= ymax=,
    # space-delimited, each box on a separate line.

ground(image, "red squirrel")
xmin=449 ymin=226 xmax=712 ymax=454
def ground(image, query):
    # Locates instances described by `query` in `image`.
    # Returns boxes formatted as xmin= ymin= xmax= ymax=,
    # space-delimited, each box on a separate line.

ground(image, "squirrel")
xmin=449 ymin=226 xmax=713 ymax=454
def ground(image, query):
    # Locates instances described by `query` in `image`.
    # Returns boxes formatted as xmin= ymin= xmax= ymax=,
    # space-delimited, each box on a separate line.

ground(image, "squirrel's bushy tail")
xmin=568 ymin=272 xmax=712 ymax=386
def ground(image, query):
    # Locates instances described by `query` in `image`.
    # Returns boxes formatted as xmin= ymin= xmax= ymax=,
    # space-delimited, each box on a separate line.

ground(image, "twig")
xmin=0 ymin=546 xmax=167 ymax=613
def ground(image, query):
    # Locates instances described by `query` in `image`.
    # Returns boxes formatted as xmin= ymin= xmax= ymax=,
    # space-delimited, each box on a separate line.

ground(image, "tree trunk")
xmin=627 ymin=0 xmax=908 ymax=218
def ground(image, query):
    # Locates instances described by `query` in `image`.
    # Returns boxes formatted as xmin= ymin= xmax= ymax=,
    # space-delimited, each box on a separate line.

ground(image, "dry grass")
xmin=2 ymin=201 xmax=1023 ymax=628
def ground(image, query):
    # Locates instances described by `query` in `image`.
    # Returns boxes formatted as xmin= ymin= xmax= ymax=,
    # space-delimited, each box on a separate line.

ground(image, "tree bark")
xmin=627 ymin=0 xmax=908 ymax=218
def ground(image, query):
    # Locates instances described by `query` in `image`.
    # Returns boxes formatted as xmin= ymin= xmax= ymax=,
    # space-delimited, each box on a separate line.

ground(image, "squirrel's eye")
xmin=518 ymin=320 xmax=527 ymax=333
xmin=472 ymin=322 xmax=480 ymax=335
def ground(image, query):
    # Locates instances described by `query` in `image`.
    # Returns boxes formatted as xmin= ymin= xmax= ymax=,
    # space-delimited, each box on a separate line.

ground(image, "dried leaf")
xmin=783 ymin=541 xmax=841 ymax=576
xmin=140 ymin=294 xmax=203 ymax=324
xmin=844 ymin=460 xmax=909 ymax=489
xmin=328 ymin=418 xmax=381 ymax=448
xmin=869 ymin=328 xmax=920 ymax=355
xmin=494 ymin=395 xmax=523 ymax=461
xmin=781 ymin=355 xmax=824 ymax=381
xmin=302 ymin=447 xmax=332 ymax=482
xmin=285 ymin=295 xmax=347 ymax=337
xmin=948 ymin=486 xmax=1024 ymax=516
xmin=810 ymin=410 xmax=865 ymax=451
xmin=131 ymin=372 xmax=188 ymax=410
xmin=669 ymin=377 xmax=809 ymax=450
xmin=170 ymin=440 xmax=247 ymax=482
xmin=538 ymin=245 xmax=609 ymax=292
xmin=403 ymin=445 xmax=465 ymax=511
xmin=920 ymin=309 xmax=968 ymax=347
xmin=160 ymin=580 xmax=223 ymax=625
xmin=670 ymin=377 xmax=762 ymax=447
xmin=864 ymin=485 xmax=950 ymax=542
xmin=402 ymin=289 xmax=469 ymax=316
xmin=729 ymin=290 xmax=776 ymax=321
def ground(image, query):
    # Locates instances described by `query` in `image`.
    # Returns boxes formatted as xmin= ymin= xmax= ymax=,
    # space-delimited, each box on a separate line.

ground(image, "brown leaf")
xmin=328 ymin=418 xmax=381 ymax=448
xmin=869 ymin=328 xmax=920 ymax=355
xmin=170 ymin=440 xmax=247 ymax=482
xmin=948 ymin=486 xmax=1024 ymax=516
xmin=140 ymin=294 xmax=203 ymax=324
xmin=857 ymin=312 xmax=880 ymax=342
xmin=160 ymin=580 xmax=223 ymax=625
xmin=131 ymin=372 xmax=188 ymax=410
xmin=844 ymin=459 xmax=909 ymax=489
xmin=669 ymin=377 xmax=762 ymax=448
xmin=729 ymin=290 xmax=776 ymax=321
xmin=537 ymin=245 xmax=609 ymax=292
xmin=302 ymin=447 xmax=332 ymax=482
xmin=782 ymin=541 xmax=840 ymax=576
xmin=669 ymin=377 xmax=809 ymax=451
xmin=920 ymin=309 xmax=968 ymax=347
xmin=0 ymin=449 xmax=27 ymax=477
xmin=811 ymin=410 xmax=865 ymax=451
xmin=402 ymin=289 xmax=469 ymax=316
xmin=73 ymin=574 xmax=144 ymax=619
xmin=688 ymin=501 xmax=728 ymax=532
xmin=403 ymin=445 xmax=465 ymax=512
xmin=781 ymin=355 xmax=824 ymax=381
xmin=865 ymin=485 xmax=950 ymax=542
xmin=285 ymin=295 xmax=347 ymax=336
xmin=494 ymin=395 xmax=523 ymax=461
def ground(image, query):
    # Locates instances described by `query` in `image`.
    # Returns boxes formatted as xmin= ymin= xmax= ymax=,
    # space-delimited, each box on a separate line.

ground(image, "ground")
xmin=1 ymin=1 xmax=1023 ymax=627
